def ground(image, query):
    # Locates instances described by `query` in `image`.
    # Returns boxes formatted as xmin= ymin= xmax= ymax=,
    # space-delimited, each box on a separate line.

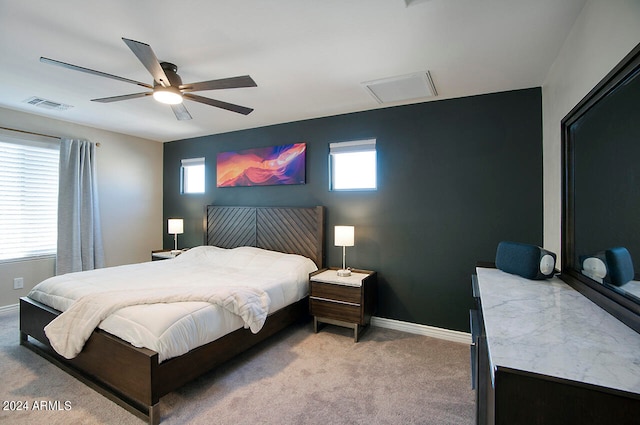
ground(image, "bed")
xmin=19 ymin=205 xmax=325 ymax=424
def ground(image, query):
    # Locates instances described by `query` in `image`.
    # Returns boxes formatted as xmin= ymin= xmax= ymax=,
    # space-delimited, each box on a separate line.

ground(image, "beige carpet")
xmin=0 ymin=309 xmax=474 ymax=424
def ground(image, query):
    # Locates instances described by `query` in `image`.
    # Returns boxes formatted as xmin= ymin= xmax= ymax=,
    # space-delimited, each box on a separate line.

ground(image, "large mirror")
xmin=561 ymin=41 xmax=640 ymax=334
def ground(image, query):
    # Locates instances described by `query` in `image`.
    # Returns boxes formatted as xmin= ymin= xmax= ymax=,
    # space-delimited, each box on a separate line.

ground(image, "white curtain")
xmin=56 ymin=139 xmax=104 ymax=275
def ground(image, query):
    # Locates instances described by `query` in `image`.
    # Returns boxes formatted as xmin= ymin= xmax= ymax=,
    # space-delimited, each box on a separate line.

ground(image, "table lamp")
xmin=335 ymin=225 xmax=355 ymax=277
xmin=168 ymin=218 xmax=184 ymax=254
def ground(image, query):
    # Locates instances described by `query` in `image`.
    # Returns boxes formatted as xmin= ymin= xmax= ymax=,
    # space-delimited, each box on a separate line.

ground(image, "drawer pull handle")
xmin=310 ymin=296 xmax=360 ymax=307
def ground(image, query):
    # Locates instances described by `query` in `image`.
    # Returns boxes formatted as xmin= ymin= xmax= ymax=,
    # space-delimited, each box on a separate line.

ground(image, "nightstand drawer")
xmin=310 ymin=281 xmax=361 ymax=304
xmin=309 ymin=297 xmax=362 ymax=323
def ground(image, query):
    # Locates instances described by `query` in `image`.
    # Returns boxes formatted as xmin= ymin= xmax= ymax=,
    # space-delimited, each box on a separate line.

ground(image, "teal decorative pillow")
xmin=581 ymin=247 xmax=635 ymax=287
xmin=495 ymin=241 xmax=556 ymax=280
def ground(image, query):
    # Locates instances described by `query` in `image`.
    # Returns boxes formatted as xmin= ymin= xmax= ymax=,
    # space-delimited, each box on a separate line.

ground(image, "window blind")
xmin=0 ymin=135 xmax=59 ymax=261
xmin=329 ymin=139 xmax=376 ymax=154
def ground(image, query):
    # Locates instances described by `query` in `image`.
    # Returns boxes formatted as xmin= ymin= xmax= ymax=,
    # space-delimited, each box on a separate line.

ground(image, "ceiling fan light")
xmin=153 ymin=87 xmax=183 ymax=105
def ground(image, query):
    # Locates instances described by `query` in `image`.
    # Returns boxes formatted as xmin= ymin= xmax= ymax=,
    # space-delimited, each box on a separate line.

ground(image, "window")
xmin=181 ymin=157 xmax=205 ymax=194
xmin=0 ymin=133 xmax=59 ymax=261
xmin=329 ymin=139 xmax=377 ymax=190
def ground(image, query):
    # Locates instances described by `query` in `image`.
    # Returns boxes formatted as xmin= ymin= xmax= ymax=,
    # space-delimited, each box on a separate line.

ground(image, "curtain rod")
xmin=0 ymin=126 xmax=101 ymax=147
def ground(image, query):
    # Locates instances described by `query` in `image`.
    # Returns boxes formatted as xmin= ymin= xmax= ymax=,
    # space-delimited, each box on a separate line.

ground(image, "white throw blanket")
xmin=44 ymin=285 xmax=271 ymax=359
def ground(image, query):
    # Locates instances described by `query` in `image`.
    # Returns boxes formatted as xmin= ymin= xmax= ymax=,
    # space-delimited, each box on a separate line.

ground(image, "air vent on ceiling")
xmin=362 ymin=71 xmax=437 ymax=104
xmin=23 ymin=96 xmax=73 ymax=111
xmin=404 ymin=0 xmax=431 ymax=7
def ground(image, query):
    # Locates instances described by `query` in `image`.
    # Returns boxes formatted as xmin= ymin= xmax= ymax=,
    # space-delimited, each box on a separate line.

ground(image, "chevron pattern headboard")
xmin=206 ymin=206 xmax=325 ymax=268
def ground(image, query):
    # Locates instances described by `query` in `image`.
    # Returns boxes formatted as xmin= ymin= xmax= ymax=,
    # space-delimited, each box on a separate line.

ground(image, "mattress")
xmin=28 ymin=246 xmax=317 ymax=362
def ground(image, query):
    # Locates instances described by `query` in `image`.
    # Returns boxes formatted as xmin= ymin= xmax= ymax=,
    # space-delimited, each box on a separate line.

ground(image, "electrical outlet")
xmin=13 ymin=277 xmax=24 ymax=290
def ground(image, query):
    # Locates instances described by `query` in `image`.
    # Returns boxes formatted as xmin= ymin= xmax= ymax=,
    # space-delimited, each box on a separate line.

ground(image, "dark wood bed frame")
xmin=19 ymin=205 xmax=325 ymax=424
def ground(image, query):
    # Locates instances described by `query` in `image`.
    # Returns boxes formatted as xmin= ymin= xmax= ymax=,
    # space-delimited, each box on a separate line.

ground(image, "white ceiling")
xmin=0 ymin=0 xmax=586 ymax=142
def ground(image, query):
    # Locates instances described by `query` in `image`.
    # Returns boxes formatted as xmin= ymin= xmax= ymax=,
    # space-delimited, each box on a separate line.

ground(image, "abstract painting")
xmin=217 ymin=143 xmax=306 ymax=187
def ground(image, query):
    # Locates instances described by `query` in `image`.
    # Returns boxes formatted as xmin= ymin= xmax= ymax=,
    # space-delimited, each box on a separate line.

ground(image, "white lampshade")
xmin=334 ymin=226 xmax=355 ymax=247
xmin=168 ymin=218 xmax=184 ymax=235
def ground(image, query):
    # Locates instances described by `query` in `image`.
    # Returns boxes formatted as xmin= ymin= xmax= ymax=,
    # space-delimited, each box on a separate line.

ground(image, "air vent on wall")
xmin=362 ymin=71 xmax=437 ymax=104
xmin=23 ymin=96 xmax=73 ymax=111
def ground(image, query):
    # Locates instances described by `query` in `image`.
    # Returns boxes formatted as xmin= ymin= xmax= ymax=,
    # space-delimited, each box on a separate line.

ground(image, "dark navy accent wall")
xmin=163 ymin=87 xmax=543 ymax=332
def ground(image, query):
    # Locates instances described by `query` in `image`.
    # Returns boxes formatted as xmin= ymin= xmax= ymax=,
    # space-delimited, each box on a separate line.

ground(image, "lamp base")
xmin=337 ymin=269 xmax=351 ymax=277
xmin=170 ymin=249 xmax=182 ymax=255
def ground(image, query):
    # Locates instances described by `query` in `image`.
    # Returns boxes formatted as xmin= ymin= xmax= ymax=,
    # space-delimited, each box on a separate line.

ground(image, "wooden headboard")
xmin=206 ymin=206 xmax=325 ymax=268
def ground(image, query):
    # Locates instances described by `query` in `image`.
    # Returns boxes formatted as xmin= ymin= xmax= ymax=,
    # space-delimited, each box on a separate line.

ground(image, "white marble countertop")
xmin=476 ymin=267 xmax=640 ymax=395
xmin=310 ymin=269 xmax=370 ymax=287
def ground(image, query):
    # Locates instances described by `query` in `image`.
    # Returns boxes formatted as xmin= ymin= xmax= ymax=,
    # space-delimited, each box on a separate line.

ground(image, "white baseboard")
xmin=0 ymin=304 xmax=19 ymax=314
xmin=371 ymin=316 xmax=471 ymax=345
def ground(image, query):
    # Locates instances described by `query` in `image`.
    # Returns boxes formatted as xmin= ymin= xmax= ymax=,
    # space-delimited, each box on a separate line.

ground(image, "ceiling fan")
xmin=40 ymin=37 xmax=257 ymax=121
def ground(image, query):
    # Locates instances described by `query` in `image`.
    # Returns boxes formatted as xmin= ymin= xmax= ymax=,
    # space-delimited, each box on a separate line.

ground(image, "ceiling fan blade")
xmin=40 ymin=57 xmax=152 ymax=89
xmin=180 ymin=75 xmax=257 ymax=93
xmin=183 ymin=93 xmax=254 ymax=115
xmin=170 ymin=103 xmax=192 ymax=121
xmin=122 ymin=38 xmax=171 ymax=87
xmin=91 ymin=92 xmax=152 ymax=103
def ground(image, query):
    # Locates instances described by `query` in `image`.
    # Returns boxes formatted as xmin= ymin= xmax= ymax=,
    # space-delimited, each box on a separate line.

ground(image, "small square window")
xmin=181 ymin=157 xmax=205 ymax=194
xmin=330 ymin=139 xmax=377 ymax=190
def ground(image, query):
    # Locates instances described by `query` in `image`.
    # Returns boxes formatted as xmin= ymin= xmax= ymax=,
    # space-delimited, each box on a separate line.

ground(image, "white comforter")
xmin=28 ymin=246 xmax=317 ymax=362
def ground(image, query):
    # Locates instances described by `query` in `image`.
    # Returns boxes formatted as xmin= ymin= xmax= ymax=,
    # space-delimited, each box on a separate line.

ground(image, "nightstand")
xmin=151 ymin=250 xmax=183 ymax=261
xmin=309 ymin=268 xmax=377 ymax=342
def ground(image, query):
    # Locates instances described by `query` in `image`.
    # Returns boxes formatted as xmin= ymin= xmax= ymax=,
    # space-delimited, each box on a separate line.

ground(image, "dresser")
xmin=471 ymin=267 xmax=640 ymax=425
xmin=309 ymin=268 xmax=377 ymax=342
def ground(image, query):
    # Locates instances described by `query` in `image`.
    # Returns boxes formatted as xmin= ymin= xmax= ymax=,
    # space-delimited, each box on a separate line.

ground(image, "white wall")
xmin=0 ymin=107 xmax=163 ymax=307
xmin=542 ymin=0 xmax=640 ymax=263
